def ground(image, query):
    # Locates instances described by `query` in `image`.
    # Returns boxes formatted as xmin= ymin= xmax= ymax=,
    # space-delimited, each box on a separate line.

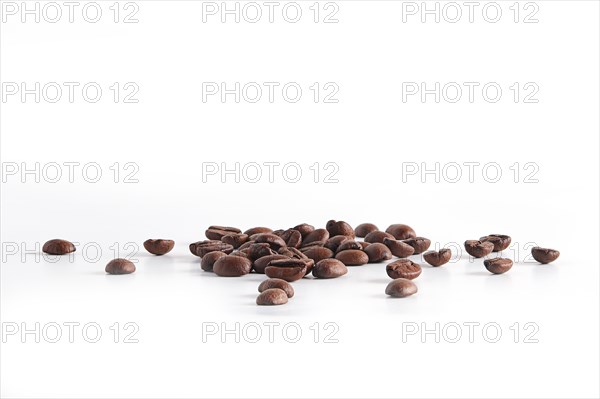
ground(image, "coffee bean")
xmin=484 ymin=258 xmax=513 ymax=274
xmin=230 ymin=250 xmax=250 ymax=259
xmin=364 ymin=230 xmax=395 ymax=244
xmin=213 ymin=255 xmax=252 ymax=277
xmin=324 ymin=235 xmax=349 ymax=252
xmin=326 ymin=220 xmax=355 ymax=238
xmin=221 ymin=233 xmax=249 ymax=249
xmin=105 ymin=258 xmax=136 ymax=275
xmin=531 ymin=247 xmax=560 ymax=264
xmin=402 ymin=237 xmax=431 ymax=254
xmin=253 ymin=233 xmax=287 ymax=250
xmin=302 ymin=246 xmax=334 ymax=263
xmin=258 ymin=278 xmax=294 ymax=298
xmin=386 ymin=259 xmax=422 ymax=280
xmin=302 ymin=228 xmax=330 ymax=247
xmin=265 ymin=258 xmax=309 ymax=282
xmin=383 ymin=238 xmax=415 ymax=258
xmin=464 ymin=240 xmax=494 ymax=258
xmin=354 ymin=223 xmax=379 ymax=238
xmin=359 ymin=242 xmax=370 ymax=249
xmin=244 ymin=227 xmax=272 ymax=236
xmin=336 ymin=240 xmax=362 ymax=253
xmin=205 ymin=226 xmax=241 ymax=240
xmin=143 ymin=239 xmax=175 ymax=255
xmin=293 ymin=223 xmax=315 ymax=239
xmin=385 ymin=224 xmax=416 ymax=240
xmin=190 ymin=240 xmax=234 ymax=257
xmin=279 ymin=247 xmax=308 ymax=260
xmin=275 ymin=229 xmax=302 ymax=248
xmin=201 ymin=251 xmax=227 ymax=272
xmin=248 ymin=243 xmax=276 ymax=261
xmin=238 ymin=240 xmax=255 ymax=250
xmin=385 ymin=278 xmax=418 ymax=298
xmin=42 ymin=239 xmax=76 ymax=255
xmin=364 ymin=243 xmax=392 ymax=263
xmin=480 ymin=234 xmax=512 ymax=252
xmin=253 ymin=254 xmax=290 ymax=274
xmin=313 ymin=259 xmax=348 ymax=279
xmin=256 ymin=288 xmax=288 ymax=306
xmin=335 ymin=249 xmax=369 ymax=266
xmin=423 ymin=249 xmax=451 ymax=267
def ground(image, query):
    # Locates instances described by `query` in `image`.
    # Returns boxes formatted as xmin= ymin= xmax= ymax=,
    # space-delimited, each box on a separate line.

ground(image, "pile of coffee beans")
xmin=42 ymin=223 xmax=561 ymax=304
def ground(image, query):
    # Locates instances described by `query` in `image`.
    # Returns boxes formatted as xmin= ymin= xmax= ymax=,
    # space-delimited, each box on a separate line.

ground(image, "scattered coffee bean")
xmin=256 ymin=288 xmax=288 ymax=306
xmin=265 ymin=258 xmax=309 ymax=282
xmin=302 ymin=246 xmax=334 ymax=263
xmin=364 ymin=230 xmax=395 ymax=244
xmin=386 ymin=259 xmax=422 ymax=280
xmin=336 ymin=240 xmax=362 ymax=253
xmin=42 ymin=239 xmax=76 ymax=255
xmin=385 ymin=278 xmax=418 ymax=298
xmin=279 ymin=247 xmax=308 ymax=260
xmin=205 ymin=226 xmax=241 ymax=240
xmin=253 ymin=254 xmax=290 ymax=274
xmin=213 ymin=255 xmax=252 ymax=277
xmin=275 ymin=228 xmax=302 ymax=248
xmin=335 ymin=249 xmax=369 ymax=266
xmin=105 ymin=258 xmax=136 ymax=275
xmin=221 ymin=233 xmax=249 ymax=249
xmin=423 ymin=249 xmax=451 ymax=267
xmin=464 ymin=240 xmax=494 ymax=258
xmin=402 ymin=237 xmax=431 ymax=254
xmin=359 ymin=242 xmax=370 ymax=249
xmin=354 ymin=223 xmax=379 ymax=238
xmin=324 ymin=236 xmax=349 ymax=252
xmin=364 ymin=243 xmax=392 ymax=263
xmin=480 ymin=234 xmax=512 ymax=252
xmin=326 ymin=220 xmax=355 ymax=238
xmin=484 ymin=258 xmax=513 ymax=274
xmin=254 ymin=233 xmax=287 ymax=250
xmin=248 ymin=243 xmax=277 ymax=261
xmin=238 ymin=240 xmax=255 ymax=250
xmin=385 ymin=224 xmax=416 ymax=240
xmin=258 ymin=278 xmax=294 ymax=298
xmin=143 ymin=239 xmax=175 ymax=256
xmin=302 ymin=228 xmax=330 ymax=247
xmin=293 ymin=223 xmax=315 ymax=238
xmin=383 ymin=237 xmax=415 ymax=258
xmin=531 ymin=247 xmax=560 ymax=264
xmin=244 ymin=227 xmax=272 ymax=236
xmin=190 ymin=240 xmax=234 ymax=257
xmin=201 ymin=251 xmax=227 ymax=272
xmin=313 ymin=259 xmax=348 ymax=279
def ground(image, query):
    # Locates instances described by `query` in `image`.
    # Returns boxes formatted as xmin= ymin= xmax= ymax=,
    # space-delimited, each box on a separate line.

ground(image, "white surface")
xmin=1 ymin=1 xmax=599 ymax=398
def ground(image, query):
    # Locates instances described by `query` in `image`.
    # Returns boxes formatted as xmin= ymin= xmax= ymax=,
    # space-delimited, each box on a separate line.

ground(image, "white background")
xmin=1 ymin=1 xmax=599 ymax=398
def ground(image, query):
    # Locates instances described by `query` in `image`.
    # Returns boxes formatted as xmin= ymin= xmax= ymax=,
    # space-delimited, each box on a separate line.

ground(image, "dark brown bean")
xmin=354 ymin=223 xmax=379 ymax=238
xmin=205 ymin=226 xmax=241 ymax=240
xmin=383 ymin=238 xmax=415 ymax=258
xmin=385 ymin=278 xmax=418 ymax=298
xmin=336 ymin=240 xmax=362 ymax=253
xmin=264 ymin=259 xmax=308 ymax=282
xmin=230 ymin=250 xmax=250 ymax=259
xmin=253 ymin=254 xmax=290 ymax=274
xmin=213 ymin=255 xmax=252 ymax=277
xmin=143 ymin=239 xmax=175 ymax=255
xmin=484 ymin=258 xmax=513 ymax=274
xmin=313 ymin=259 xmax=348 ymax=279
xmin=302 ymin=228 xmax=330 ymax=247
xmin=423 ymin=249 xmax=452 ymax=267
xmin=275 ymin=229 xmax=302 ymax=248
xmin=364 ymin=243 xmax=392 ymax=263
xmin=253 ymin=233 xmax=287 ymax=250
xmin=190 ymin=240 xmax=234 ymax=257
xmin=531 ymin=247 xmax=560 ymax=264
xmin=201 ymin=251 xmax=227 ymax=272
xmin=279 ymin=247 xmax=308 ymax=260
xmin=238 ymin=240 xmax=255 ymax=250
xmin=256 ymin=288 xmax=288 ymax=306
xmin=326 ymin=220 xmax=355 ymax=238
xmin=243 ymin=227 xmax=272 ymax=236
xmin=335 ymin=250 xmax=369 ymax=266
xmin=385 ymin=224 xmax=417 ymax=240
xmin=293 ymin=223 xmax=315 ymax=239
xmin=359 ymin=241 xmax=370 ymax=249
xmin=42 ymin=239 xmax=76 ymax=255
xmin=386 ymin=259 xmax=422 ymax=280
xmin=258 ymin=278 xmax=294 ymax=298
xmin=105 ymin=258 xmax=136 ymax=275
xmin=221 ymin=233 xmax=249 ymax=249
xmin=480 ymin=234 xmax=512 ymax=252
xmin=324 ymin=236 xmax=349 ymax=252
xmin=302 ymin=246 xmax=334 ymax=263
xmin=247 ymin=243 xmax=276 ymax=261
xmin=464 ymin=240 xmax=494 ymax=258
xmin=364 ymin=230 xmax=395 ymax=244
xmin=402 ymin=237 xmax=431 ymax=255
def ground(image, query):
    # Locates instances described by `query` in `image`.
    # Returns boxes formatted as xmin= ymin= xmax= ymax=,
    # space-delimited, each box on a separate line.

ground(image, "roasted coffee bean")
xmin=253 ymin=254 xmax=290 ymax=274
xmin=143 ymin=239 xmax=175 ymax=255
xmin=275 ymin=229 xmax=302 ymax=248
xmin=313 ymin=259 xmax=348 ymax=279
xmin=205 ymin=226 xmax=241 ymax=240
xmin=42 ymin=239 xmax=76 ymax=255
xmin=324 ymin=235 xmax=349 ymax=252
xmin=335 ymin=249 xmax=369 ymax=266
xmin=484 ymin=258 xmax=513 ymax=274
xmin=364 ymin=243 xmax=392 ymax=263
xmin=364 ymin=230 xmax=395 ymax=244
xmin=402 ymin=237 xmax=431 ymax=254
xmin=230 ymin=250 xmax=250 ymax=259
xmin=480 ymin=234 xmax=512 ymax=252
xmin=531 ymin=247 xmax=560 ymax=264
xmin=105 ymin=258 xmax=135 ymax=275
xmin=279 ymin=247 xmax=308 ymax=260
xmin=238 ymin=240 xmax=255 ymax=250
xmin=386 ymin=259 xmax=422 ymax=280
xmin=302 ymin=228 xmax=330 ymax=247
xmin=265 ymin=258 xmax=308 ymax=282
xmin=258 ymin=278 xmax=294 ymax=298
xmin=256 ymin=288 xmax=288 ymax=306
xmin=253 ymin=233 xmax=287 ymax=250
xmin=326 ymin=220 xmax=355 ymax=238
xmin=221 ymin=233 xmax=249 ymax=249
xmin=464 ymin=240 xmax=494 ymax=258
xmin=336 ymin=240 xmax=362 ymax=253
xmin=359 ymin=242 xmax=370 ymax=249
xmin=385 ymin=224 xmax=417 ymax=240
xmin=213 ymin=255 xmax=252 ymax=277
xmin=385 ymin=278 xmax=418 ymax=298
xmin=201 ymin=251 xmax=227 ymax=272
xmin=423 ymin=249 xmax=451 ymax=267
xmin=293 ymin=223 xmax=315 ymax=238
xmin=354 ymin=223 xmax=379 ymax=238
xmin=244 ymin=227 xmax=272 ymax=236
xmin=248 ymin=243 xmax=276 ymax=261
xmin=190 ymin=240 xmax=234 ymax=257
xmin=271 ymin=229 xmax=285 ymax=236
xmin=383 ymin=238 xmax=415 ymax=258
xmin=302 ymin=246 xmax=334 ymax=263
